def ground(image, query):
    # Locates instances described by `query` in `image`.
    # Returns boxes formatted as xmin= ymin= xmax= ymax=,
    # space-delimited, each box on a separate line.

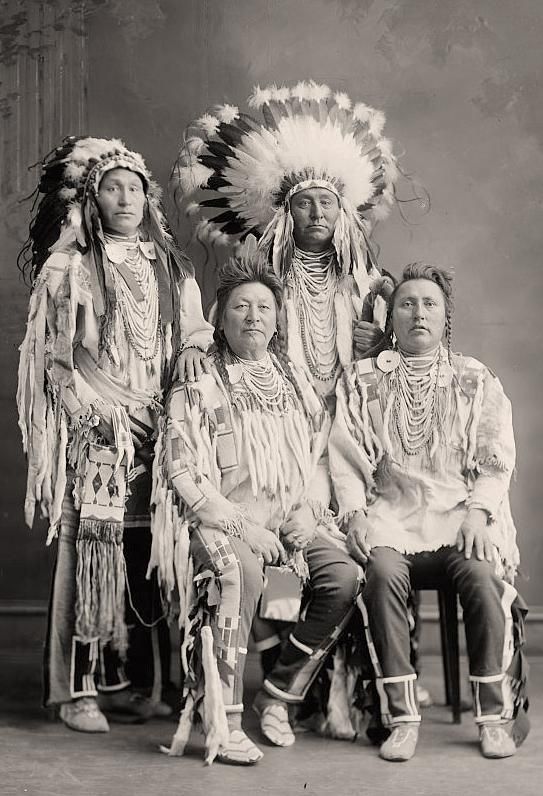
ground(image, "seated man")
xmin=150 ymin=254 xmax=361 ymax=765
xmin=329 ymin=262 xmax=529 ymax=762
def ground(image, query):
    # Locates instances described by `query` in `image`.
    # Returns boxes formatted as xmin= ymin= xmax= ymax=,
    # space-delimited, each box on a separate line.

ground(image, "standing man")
xmin=329 ymin=263 xmax=529 ymax=761
xmin=18 ymin=137 xmax=213 ymax=732
xmin=170 ymin=79 xmax=398 ymax=507
xmin=170 ymin=81 xmax=397 ymax=403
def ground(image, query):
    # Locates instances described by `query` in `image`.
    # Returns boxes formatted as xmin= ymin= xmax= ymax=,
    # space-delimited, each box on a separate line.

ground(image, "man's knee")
xmin=364 ymin=548 xmax=410 ymax=602
xmin=236 ymin=544 xmax=265 ymax=603
xmin=312 ymin=552 xmax=362 ymax=608
xmin=451 ymin=554 xmax=502 ymax=604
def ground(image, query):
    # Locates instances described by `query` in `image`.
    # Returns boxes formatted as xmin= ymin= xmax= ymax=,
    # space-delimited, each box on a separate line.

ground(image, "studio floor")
xmin=0 ymin=650 xmax=541 ymax=796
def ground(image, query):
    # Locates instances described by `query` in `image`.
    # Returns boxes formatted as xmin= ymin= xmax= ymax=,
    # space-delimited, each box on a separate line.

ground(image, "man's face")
xmin=96 ymin=167 xmax=146 ymax=236
xmin=392 ymin=279 xmax=446 ymax=355
xmin=221 ymin=282 xmax=277 ymax=361
xmin=290 ymin=187 xmax=340 ymax=253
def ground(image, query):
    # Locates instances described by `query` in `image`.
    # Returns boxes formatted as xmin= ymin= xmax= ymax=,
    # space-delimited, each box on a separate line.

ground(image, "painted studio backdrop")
xmin=1 ymin=1 xmax=542 ymax=636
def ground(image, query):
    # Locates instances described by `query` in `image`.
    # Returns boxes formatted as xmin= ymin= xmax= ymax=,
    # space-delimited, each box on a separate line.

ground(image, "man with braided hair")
xmin=17 ymin=136 xmax=213 ymax=732
xmin=329 ymin=263 xmax=529 ymax=761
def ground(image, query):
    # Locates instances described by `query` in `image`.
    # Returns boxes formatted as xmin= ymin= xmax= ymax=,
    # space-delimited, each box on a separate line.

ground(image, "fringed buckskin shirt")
xmin=17 ymin=244 xmax=213 ymax=539
xmin=329 ymin=349 xmax=519 ymax=580
xmin=149 ymin=353 xmax=330 ymax=596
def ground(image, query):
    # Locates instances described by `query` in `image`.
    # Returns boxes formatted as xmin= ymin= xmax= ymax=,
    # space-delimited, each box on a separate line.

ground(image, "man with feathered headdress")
xmin=17 ymin=136 xmax=213 ymax=732
xmin=170 ymin=80 xmax=398 ymax=403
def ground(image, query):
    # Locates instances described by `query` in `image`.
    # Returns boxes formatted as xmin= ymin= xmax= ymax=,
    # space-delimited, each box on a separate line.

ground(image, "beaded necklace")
xmin=226 ymin=351 xmax=295 ymax=413
xmin=106 ymin=233 xmax=161 ymax=361
xmin=391 ymin=346 xmax=443 ymax=455
xmin=290 ymin=247 xmax=339 ymax=382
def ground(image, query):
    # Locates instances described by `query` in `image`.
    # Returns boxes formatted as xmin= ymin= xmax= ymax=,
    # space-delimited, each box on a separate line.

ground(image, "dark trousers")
xmin=263 ymin=539 xmax=362 ymax=703
xmin=362 ymin=545 xmax=521 ymax=727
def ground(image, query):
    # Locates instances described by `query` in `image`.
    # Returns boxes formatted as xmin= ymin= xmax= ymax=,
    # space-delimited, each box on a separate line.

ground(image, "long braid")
xmin=445 ymin=306 xmax=453 ymax=363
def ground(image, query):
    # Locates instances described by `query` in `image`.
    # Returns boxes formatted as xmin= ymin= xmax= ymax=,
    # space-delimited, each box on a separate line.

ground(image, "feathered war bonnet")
xmin=170 ymin=81 xmax=399 ymax=280
xmin=22 ymin=135 xmax=192 ymax=356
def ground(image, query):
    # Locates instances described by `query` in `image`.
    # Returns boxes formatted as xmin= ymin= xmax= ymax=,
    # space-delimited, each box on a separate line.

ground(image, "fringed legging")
xmin=43 ymin=469 xmax=168 ymax=706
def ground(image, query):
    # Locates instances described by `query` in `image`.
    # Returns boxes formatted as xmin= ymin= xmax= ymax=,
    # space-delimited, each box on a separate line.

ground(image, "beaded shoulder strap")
xmin=167 ymin=377 xmax=238 ymax=475
xmin=354 ymin=358 xmax=384 ymax=439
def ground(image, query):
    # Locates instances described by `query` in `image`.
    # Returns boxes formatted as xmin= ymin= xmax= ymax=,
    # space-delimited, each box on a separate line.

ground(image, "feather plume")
xmin=378 ymin=137 xmax=393 ymax=159
xmin=292 ymin=80 xmax=312 ymax=101
xmin=185 ymin=201 xmax=200 ymax=216
xmin=248 ymin=85 xmax=273 ymax=108
xmin=175 ymin=163 xmax=213 ymax=195
xmin=271 ymin=85 xmax=290 ymax=102
xmin=216 ymin=231 xmax=232 ymax=246
xmin=352 ymin=102 xmax=373 ymax=124
xmin=334 ymin=91 xmax=352 ymax=110
xmin=368 ymin=109 xmax=385 ymax=139
xmin=182 ymin=136 xmax=206 ymax=157
xmin=208 ymin=227 xmax=222 ymax=241
xmin=65 ymin=204 xmax=85 ymax=245
xmin=307 ymin=81 xmax=331 ymax=102
xmin=371 ymin=191 xmax=394 ymax=221
xmin=59 ymin=186 xmax=77 ymax=200
xmin=196 ymin=114 xmax=220 ymax=136
xmin=64 ymin=162 xmax=87 ymax=181
xmin=216 ymin=104 xmax=239 ymax=124
xmin=353 ymin=103 xmax=386 ymax=138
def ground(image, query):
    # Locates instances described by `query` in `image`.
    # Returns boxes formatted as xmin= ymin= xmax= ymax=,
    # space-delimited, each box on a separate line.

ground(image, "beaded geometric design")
xmin=80 ymin=445 xmax=126 ymax=522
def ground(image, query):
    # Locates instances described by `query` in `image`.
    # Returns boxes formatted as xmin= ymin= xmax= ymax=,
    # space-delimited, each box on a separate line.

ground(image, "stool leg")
xmin=438 ymin=590 xmax=452 ymax=705
xmin=439 ymin=588 xmax=461 ymax=724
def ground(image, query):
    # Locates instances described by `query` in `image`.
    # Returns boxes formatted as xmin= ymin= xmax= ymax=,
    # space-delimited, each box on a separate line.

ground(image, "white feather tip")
xmin=292 ymin=80 xmax=312 ymax=101
xmin=185 ymin=201 xmax=201 ymax=216
xmin=176 ymin=163 xmax=213 ymax=195
xmin=308 ymin=81 xmax=331 ymax=102
xmin=217 ymin=104 xmax=239 ymax=124
xmin=196 ymin=113 xmax=220 ymax=136
xmin=248 ymin=85 xmax=273 ymax=108
xmin=270 ymin=85 xmax=290 ymax=103
xmin=334 ymin=91 xmax=352 ymax=110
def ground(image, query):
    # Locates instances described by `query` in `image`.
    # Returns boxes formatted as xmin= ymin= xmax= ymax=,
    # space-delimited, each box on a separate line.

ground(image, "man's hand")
xmin=353 ymin=321 xmax=384 ymax=357
xmin=245 ymin=522 xmax=287 ymax=566
xmin=346 ymin=510 xmax=371 ymax=565
xmin=456 ymin=508 xmax=494 ymax=562
xmin=94 ymin=406 xmax=115 ymax=444
xmin=177 ymin=348 xmax=211 ymax=383
xmin=281 ymin=503 xmax=315 ymax=550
